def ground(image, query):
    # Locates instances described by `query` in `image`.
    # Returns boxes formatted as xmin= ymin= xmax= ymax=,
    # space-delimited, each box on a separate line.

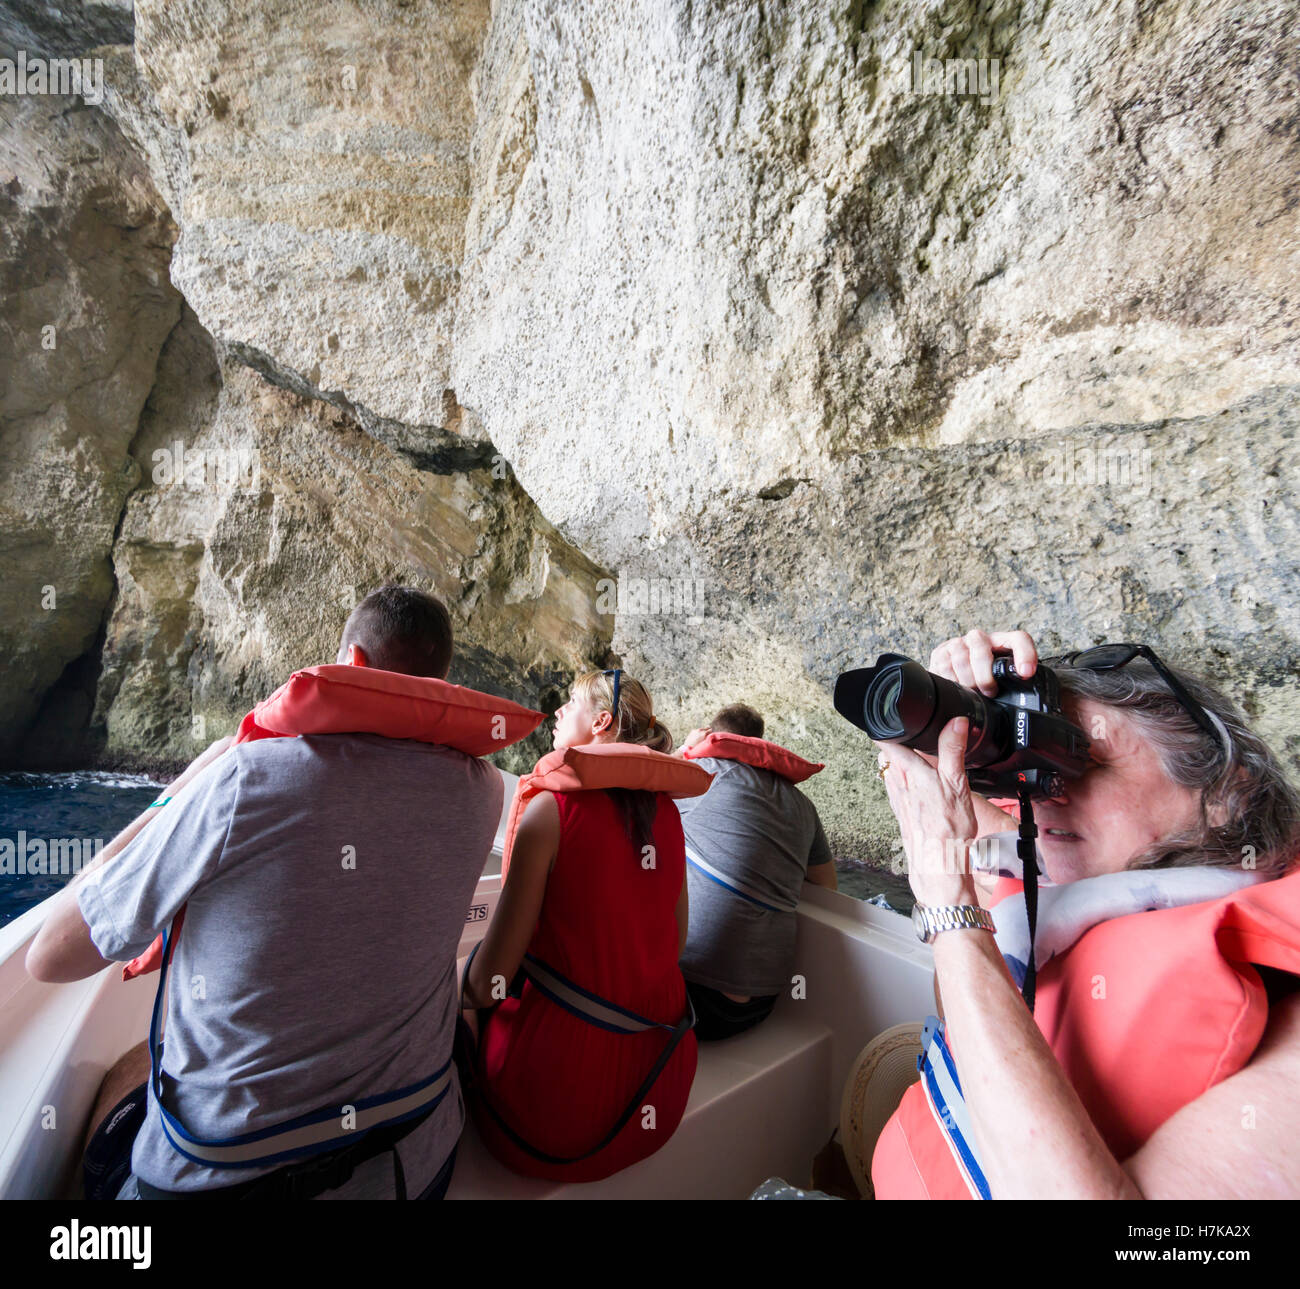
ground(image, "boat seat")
xmin=446 ymin=1000 xmax=834 ymax=1199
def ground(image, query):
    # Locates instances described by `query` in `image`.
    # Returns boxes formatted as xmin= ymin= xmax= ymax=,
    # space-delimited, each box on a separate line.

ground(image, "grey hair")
xmin=1056 ymin=660 xmax=1300 ymax=878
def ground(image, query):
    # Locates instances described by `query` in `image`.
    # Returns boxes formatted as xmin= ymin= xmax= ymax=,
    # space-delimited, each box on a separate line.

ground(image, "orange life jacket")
xmin=120 ymin=665 xmax=545 ymax=979
xmin=681 ymin=731 xmax=824 ymax=783
xmin=500 ymin=744 xmax=714 ymax=879
xmin=232 ymin=663 xmax=545 ymax=754
xmin=871 ymin=866 xmax=1300 ymax=1198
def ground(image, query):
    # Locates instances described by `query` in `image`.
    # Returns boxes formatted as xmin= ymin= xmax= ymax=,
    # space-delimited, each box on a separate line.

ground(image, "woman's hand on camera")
xmin=878 ymin=717 xmax=981 ymax=907
xmin=930 ymin=629 xmax=1038 ymax=697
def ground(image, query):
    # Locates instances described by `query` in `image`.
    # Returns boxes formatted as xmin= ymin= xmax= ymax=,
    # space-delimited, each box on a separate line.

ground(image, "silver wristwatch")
xmin=912 ymin=903 xmax=996 ymax=944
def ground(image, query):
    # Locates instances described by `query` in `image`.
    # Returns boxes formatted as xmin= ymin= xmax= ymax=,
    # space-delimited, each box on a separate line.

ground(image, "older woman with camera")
xmin=870 ymin=628 xmax=1300 ymax=1199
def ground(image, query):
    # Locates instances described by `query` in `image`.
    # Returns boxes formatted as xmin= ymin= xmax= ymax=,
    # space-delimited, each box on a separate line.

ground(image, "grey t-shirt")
xmin=676 ymin=757 xmax=831 ymax=997
xmin=78 ymin=733 xmax=502 ymax=1197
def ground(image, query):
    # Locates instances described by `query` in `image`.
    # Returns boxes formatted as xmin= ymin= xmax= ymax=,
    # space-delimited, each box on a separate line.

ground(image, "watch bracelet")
xmin=926 ymin=904 xmax=995 ymax=935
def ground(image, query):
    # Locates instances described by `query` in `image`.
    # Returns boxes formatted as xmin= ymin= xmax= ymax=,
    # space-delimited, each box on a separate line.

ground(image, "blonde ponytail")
xmin=573 ymin=670 xmax=674 ymax=753
xmin=572 ymin=670 xmax=674 ymax=853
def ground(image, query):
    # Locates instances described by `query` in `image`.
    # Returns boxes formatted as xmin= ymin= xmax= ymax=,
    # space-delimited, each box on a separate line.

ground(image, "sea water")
xmin=0 ymin=771 xmax=914 ymax=926
xmin=0 ymin=772 xmax=164 ymax=926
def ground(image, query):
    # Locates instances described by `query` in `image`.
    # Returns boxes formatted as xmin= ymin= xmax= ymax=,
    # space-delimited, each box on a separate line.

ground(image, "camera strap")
xmin=1016 ymin=786 xmax=1040 ymax=1013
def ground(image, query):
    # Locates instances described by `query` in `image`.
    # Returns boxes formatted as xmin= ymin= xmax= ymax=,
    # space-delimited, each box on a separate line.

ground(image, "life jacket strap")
xmin=918 ymin=1015 xmax=991 ymax=1200
xmin=684 ymin=843 xmax=797 ymax=914
xmin=136 ymin=1103 xmax=439 ymax=1200
xmin=459 ymin=941 xmax=695 ymax=1166
xmin=149 ymin=921 xmax=452 ymax=1170
xmin=519 ymin=953 xmax=686 ymax=1034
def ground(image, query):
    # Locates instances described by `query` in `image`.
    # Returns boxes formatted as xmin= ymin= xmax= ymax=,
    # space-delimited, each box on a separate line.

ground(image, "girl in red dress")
xmin=463 ymin=670 xmax=698 ymax=1182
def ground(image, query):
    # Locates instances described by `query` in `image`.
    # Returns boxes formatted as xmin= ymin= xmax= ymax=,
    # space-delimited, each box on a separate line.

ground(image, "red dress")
xmin=474 ymin=789 xmax=698 ymax=1182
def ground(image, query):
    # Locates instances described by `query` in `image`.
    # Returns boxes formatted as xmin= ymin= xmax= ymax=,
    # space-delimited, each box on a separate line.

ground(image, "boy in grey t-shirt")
xmin=28 ymin=586 xmax=503 ymax=1199
xmin=675 ymin=704 xmax=836 ymax=1040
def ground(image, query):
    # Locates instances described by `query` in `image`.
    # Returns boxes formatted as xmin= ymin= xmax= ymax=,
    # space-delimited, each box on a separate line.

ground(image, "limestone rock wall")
xmin=0 ymin=3 xmax=612 ymax=774
xmin=124 ymin=0 xmax=491 ymax=429
xmin=0 ymin=87 xmax=182 ymax=763
xmin=455 ymin=0 xmax=1299 ymax=558
xmin=2 ymin=0 xmax=1297 ymax=855
xmin=94 ymin=307 xmax=612 ymax=775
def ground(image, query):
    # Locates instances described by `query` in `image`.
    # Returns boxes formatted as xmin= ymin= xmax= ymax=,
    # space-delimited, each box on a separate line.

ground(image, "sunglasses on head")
xmin=602 ymin=668 xmax=622 ymax=718
xmin=1042 ymin=643 xmax=1224 ymax=751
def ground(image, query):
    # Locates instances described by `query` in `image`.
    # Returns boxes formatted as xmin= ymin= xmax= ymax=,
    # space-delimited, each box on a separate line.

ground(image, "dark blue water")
xmin=0 ymin=772 xmax=912 ymax=926
xmin=0 ymin=772 xmax=164 ymax=926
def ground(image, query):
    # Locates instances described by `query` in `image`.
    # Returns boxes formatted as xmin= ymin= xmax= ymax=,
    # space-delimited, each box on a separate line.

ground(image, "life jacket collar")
xmin=122 ymin=665 xmax=543 ymax=980
xmin=683 ymin=731 xmax=824 ymax=783
xmin=500 ymin=742 xmax=713 ymax=876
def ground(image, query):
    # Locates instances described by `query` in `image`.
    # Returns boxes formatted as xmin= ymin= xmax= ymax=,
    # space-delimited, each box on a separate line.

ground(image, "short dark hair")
xmin=710 ymin=703 xmax=764 ymax=739
xmin=338 ymin=585 xmax=453 ymax=678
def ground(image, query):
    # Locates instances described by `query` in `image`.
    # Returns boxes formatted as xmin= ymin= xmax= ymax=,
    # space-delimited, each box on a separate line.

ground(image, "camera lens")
xmin=867 ymin=672 xmax=905 ymax=738
xmin=836 ymin=655 xmax=1008 ymax=763
xmin=860 ymin=659 xmax=940 ymax=745
xmin=834 ymin=653 xmax=1091 ymax=799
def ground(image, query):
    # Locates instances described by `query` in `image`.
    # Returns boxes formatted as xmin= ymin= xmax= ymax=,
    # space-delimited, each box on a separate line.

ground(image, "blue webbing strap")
xmin=683 ymin=844 xmax=797 ymax=913
xmin=917 ymin=1015 xmax=992 ymax=1200
xmin=148 ymin=920 xmax=452 ymax=1170
xmin=519 ymin=953 xmax=685 ymax=1034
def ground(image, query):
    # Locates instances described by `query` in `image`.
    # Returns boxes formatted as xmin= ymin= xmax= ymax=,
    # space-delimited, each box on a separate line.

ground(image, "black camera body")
xmin=834 ymin=653 xmax=1091 ymax=799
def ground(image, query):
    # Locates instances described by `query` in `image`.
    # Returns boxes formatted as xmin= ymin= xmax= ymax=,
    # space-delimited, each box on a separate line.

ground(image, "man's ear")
xmin=346 ymin=643 xmax=369 ymax=667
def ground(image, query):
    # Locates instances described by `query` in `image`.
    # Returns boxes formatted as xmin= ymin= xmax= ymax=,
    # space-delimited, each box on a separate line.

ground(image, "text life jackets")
xmin=682 ymin=731 xmax=824 ymax=783
xmin=499 ymin=743 xmax=713 ymax=879
xmin=120 ymin=664 xmax=545 ymax=979
xmin=872 ymin=865 xmax=1300 ymax=1198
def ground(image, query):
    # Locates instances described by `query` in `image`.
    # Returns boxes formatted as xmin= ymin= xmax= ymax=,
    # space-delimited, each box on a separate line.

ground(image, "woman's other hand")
xmin=878 ymin=717 xmax=980 ymax=907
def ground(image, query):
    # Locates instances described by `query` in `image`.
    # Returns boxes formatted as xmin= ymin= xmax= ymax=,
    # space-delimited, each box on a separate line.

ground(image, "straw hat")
xmin=838 ymin=1021 xmax=925 ymax=1198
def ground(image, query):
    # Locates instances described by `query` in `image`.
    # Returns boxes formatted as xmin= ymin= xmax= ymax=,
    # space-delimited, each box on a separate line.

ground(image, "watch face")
xmin=911 ymin=904 xmax=926 ymax=939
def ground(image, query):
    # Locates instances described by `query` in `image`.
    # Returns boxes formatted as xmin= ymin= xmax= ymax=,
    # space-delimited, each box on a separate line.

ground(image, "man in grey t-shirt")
xmin=675 ymin=704 xmax=836 ymax=1041
xmin=27 ymin=586 xmax=503 ymax=1199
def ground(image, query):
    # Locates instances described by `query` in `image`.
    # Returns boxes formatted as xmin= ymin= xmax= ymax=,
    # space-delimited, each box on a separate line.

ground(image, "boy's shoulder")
xmin=229 ymin=733 xmax=503 ymax=798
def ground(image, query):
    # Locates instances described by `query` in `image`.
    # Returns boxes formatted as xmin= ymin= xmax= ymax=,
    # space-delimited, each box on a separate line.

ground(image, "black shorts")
xmin=86 ymin=1081 xmax=458 ymax=1200
xmin=686 ymin=981 xmax=778 ymax=1041
xmin=83 ymin=1083 xmax=148 ymax=1201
